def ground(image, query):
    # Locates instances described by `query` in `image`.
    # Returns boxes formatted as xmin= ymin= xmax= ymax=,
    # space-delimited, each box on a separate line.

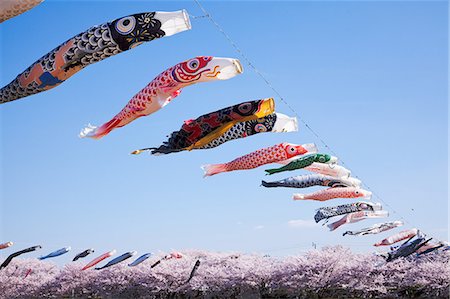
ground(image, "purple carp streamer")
xmin=0 ymin=11 xmax=191 ymax=103
xmin=343 ymin=220 xmax=404 ymax=236
xmin=0 ymin=0 xmax=43 ymax=23
xmin=0 ymin=248 xmax=448 ymax=298
xmin=314 ymin=201 xmax=382 ymax=223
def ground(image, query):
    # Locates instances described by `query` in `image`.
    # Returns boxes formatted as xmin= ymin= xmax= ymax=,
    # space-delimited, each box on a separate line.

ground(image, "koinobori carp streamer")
xmin=262 ymin=174 xmax=361 ymax=189
xmin=82 ymin=250 xmax=116 ymax=270
xmin=304 ymin=163 xmax=351 ymax=178
xmin=416 ymin=242 xmax=446 ymax=256
xmin=1 ymin=11 xmax=192 ymax=103
xmin=202 ymin=143 xmax=318 ymax=177
xmin=80 ymin=56 xmax=243 ymax=139
xmin=374 ymin=228 xmax=419 ymax=247
xmin=0 ymin=241 xmax=13 ymax=250
xmin=96 ymin=251 xmax=137 ymax=270
xmin=293 ymin=187 xmax=372 ymax=202
xmin=198 ymin=112 xmax=298 ymax=149
xmin=384 ymin=235 xmax=430 ymax=262
xmin=129 ymin=253 xmax=152 ymax=267
xmin=0 ymin=245 xmax=42 ymax=269
xmin=73 ymin=248 xmax=95 ymax=261
xmin=327 ymin=210 xmax=389 ymax=231
xmin=133 ymin=98 xmax=275 ymax=155
xmin=39 ymin=246 xmax=71 ymax=260
xmin=0 ymin=0 xmax=43 ymax=23
xmin=186 ymin=260 xmax=201 ymax=283
xmin=133 ymin=112 xmax=298 ymax=154
xmin=314 ymin=201 xmax=382 ymax=223
xmin=265 ymin=154 xmax=337 ymax=175
xmin=343 ymin=221 xmax=403 ymax=236
xmin=151 ymin=252 xmax=183 ymax=268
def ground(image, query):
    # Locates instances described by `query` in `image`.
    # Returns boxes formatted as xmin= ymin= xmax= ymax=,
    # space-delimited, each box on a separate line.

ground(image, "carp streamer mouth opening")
xmin=233 ymin=59 xmax=243 ymax=74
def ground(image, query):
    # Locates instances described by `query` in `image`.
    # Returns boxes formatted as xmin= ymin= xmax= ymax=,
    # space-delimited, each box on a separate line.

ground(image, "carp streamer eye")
xmin=238 ymin=102 xmax=252 ymax=114
xmin=355 ymin=190 xmax=360 ymax=195
xmin=116 ymin=17 xmax=136 ymax=35
xmin=318 ymin=156 xmax=326 ymax=163
xmin=254 ymin=124 xmax=267 ymax=132
xmin=287 ymin=146 xmax=297 ymax=153
xmin=187 ymin=59 xmax=199 ymax=70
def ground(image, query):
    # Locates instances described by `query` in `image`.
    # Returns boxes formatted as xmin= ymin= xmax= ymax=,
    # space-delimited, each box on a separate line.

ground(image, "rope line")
xmin=192 ymin=0 xmax=434 ymax=237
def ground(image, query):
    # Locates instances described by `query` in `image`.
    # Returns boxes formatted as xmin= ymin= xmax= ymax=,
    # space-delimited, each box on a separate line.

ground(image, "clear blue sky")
xmin=0 ymin=0 xmax=447 ymax=264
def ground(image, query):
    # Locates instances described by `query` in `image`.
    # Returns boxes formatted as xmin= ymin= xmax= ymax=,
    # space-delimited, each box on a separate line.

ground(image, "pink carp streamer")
xmin=80 ymin=56 xmax=243 ymax=139
xmin=374 ymin=228 xmax=419 ymax=247
xmin=327 ymin=210 xmax=389 ymax=231
xmin=0 ymin=241 xmax=13 ymax=250
xmin=82 ymin=250 xmax=116 ymax=271
xmin=304 ymin=162 xmax=351 ymax=178
xmin=293 ymin=187 xmax=372 ymax=202
xmin=202 ymin=143 xmax=317 ymax=177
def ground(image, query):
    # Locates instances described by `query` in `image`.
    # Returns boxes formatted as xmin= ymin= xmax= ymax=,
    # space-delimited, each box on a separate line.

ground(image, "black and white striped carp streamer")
xmin=0 ymin=0 xmax=43 ymax=23
xmin=343 ymin=220 xmax=403 ymax=236
xmin=314 ymin=201 xmax=382 ymax=223
xmin=0 ymin=10 xmax=191 ymax=103
xmin=262 ymin=174 xmax=361 ymax=189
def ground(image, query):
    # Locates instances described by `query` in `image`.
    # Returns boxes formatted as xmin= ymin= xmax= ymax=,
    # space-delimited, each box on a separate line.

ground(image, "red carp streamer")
xmin=202 ymin=142 xmax=317 ymax=176
xmin=80 ymin=57 xmax=242 ymax=139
